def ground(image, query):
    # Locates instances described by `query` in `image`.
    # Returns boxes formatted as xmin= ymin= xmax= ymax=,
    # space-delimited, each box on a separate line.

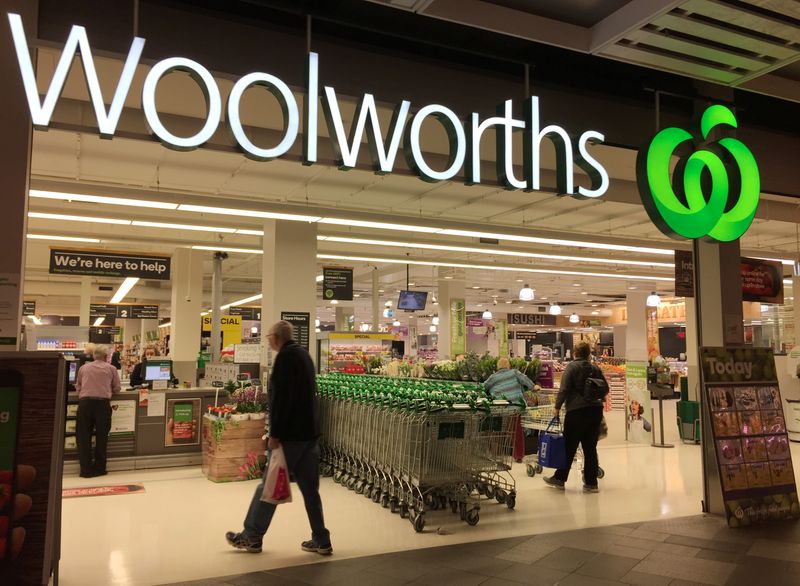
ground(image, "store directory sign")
xmin=90 ymin=304 xmax=159 ymax=319
xmin=21 ymin=301 xmax=35 ymax=316
xmin=701 ymin=347 xmax=799 ymax=527
xmin=50 ymin=249 xmax=170 ymax=280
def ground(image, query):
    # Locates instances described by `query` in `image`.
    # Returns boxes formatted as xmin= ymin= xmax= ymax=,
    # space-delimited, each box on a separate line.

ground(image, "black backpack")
xmin=583 ymin=364 xmax=609 ymax=405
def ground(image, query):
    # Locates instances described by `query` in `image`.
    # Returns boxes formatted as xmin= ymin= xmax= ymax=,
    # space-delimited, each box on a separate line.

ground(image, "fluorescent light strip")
xmin=131 ymin=220 xmax=237 ymax=233
xmin=317 ymin=254 xmax=674 ymax=282
xmin=29 ymin=212 xmax=131 ymax=225
xmin=316 ymin=275 xmax=324 ymax=282
xmin=30 ymin=189 xmax=178 ymax=210
xmin=318 ymin=236 xmax=674 ymax=268
xmin=220 ymin=294 xmax=263 ymax=310
xmin=27 ymin=234 xmax=101 ymax=243
xmin=158 ymin=322 xmax=171 ymax=328
xmin=93 ymin=317 xmax=105 ymax=326
xmin=192 ymin=245 xmax=263 ymax=254
xmin=319 ymin=218 xmax=440 ymax=233
xmin=29 ymin=315 xmax=42 ymax=325
xmin=236 ymin=229 xmax=265 ymax=236
xmin=178 ymin=204 xmax=320 ymax=223
xmin=110 ymin=277 xmax=139 ymax=304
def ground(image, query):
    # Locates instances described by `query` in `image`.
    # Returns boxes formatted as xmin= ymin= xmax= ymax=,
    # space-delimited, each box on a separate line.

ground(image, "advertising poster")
xmin=497 ymin=320 xmax=509 ymax=357
xmin=0 ymin=273 xmax=21 ymax=347
xmin=165 ymin=398 xmax=200 ymax=447
xmin=646 ymin=306 xmax=660 ymax=362
xmin=450 ymin=299 xmax=466 ymax=357
xmin=626 ymin=361 xmax=652 ymax=444
xmin=701 ymin=347 xmax=799 ymax=527
xmin=674 ymin=251 xmax=783 ymax=304
xmin=322 ymin=267 xmax=353 ymax=301
xmin=202 ymin=315 xmax=242 ymax=347
xmin=109 ymin=400 xmax=136 ymax=437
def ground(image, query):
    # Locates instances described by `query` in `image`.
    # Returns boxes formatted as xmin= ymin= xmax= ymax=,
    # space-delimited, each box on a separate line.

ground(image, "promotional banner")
xmin=626 ymin=361 xmax=652 ymax=444
xmin=450 ymin=299 xmax=466 ymax=356
xmin=49 ymin=249 xmax=170 ymax=280
xmin=202 ymin=315 xmax=242 ymax=347
xmin=646 ymin=306 xmax=660 ymax=362
xmin=165 ymin=398 xmax=200 ymax=447
xmin=701 ymin=347 xmax=799 ymax=527
xmin=497 ymin=319 xmax=509 ymax=357
xmin=507 ymin=313 xmax=557 ymax=326
xmin=109 ymin=400 xmax=136 ymax=437
xmin=280 ymin=311 xmax=310 ymax=350
xmin=675 ymin=251 xmax=784 ymax=304
xmin=322 ymin=267 xmax=353 ymax=301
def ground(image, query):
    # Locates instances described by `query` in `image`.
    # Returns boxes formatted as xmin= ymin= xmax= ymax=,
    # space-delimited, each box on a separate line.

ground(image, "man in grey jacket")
xmin=544 ymin=342 xmax=606 ymax=493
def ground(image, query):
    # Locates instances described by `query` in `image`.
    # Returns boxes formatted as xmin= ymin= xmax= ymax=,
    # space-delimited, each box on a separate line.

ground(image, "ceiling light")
xmin=316 ymin=275 xmax=324 ymax=282
xmin=569 ymin=313 xmax=580 ymax=324
xmin=315 ymin=319 xmax=321 ymax=327
xmin=472 ymin=286 xmax=481 ymax=289
xmin=317 ymin=254 xmax=673 ymax=282
xmin=540 ymin=296 xmax=548 ymax=300
xmin=251 ymin=326 xmax=259 ymax=334
xmin=429 ymin=325 xmax=437 ymax=333
xmin=29 ymin=315 xmax=42 ymax=326
xmin=158 ymin=322 xmax=171 ymax=328
xmin=572 ymin=283 xmax=581 ymax=287
xmin=591 ymin=311 xmax=599 ymax=316
xmin=408 ymin=282 xmax=415 ymax=286
xmin=27 ymin=234 xmax=101 ymax=243
xmin=581 ymin=291 xmax=588 ymax=295
xmin=330 ymin=299 xmax=339 ymax=305
xmin=385 ymin=300 xmax=392 ymax=307
xmin=192 ymin=245 xmax=262 ymax=254
xmin=236 ymin=229 xmax=265 ymax=236
xmin=549 ymin=303 xmax=562 ymax=316
xmin=519 ymin=284 xmax=534 ymax=301
xmin=360 ymin=323 xmax=371 ymax=332
xmin=482 ymin=309 xmax=493 ymax=319
xmin=591 ymin=303 xmax=599 ymax=307
xmin=132 ymin=220 xmax=237 ymax=233
xmin=220 ymin=294 xmax=263 ymax=310
xmin=628 ymin=286 xmax=638 ymax=290
xmin=432 ymin=316 xmax=439 ymax=325
xmin=319 ymin=218 xmax=439 ymax=233
xmin=30 ymin=189 xmax=179 ymax=210
xmin=315 ymin=327 xmax=321 ymax=333
xmin=178 ymin=204 xmax=320 ymax=223
xmin=444 ymin=276 xmax=453 ymax=280
xmin=392 ymin=319 xmax=401 ymax=327
xmin=110 ymin=277 xmax=139 ymax=304
xmin=646 ymin=292 xmax=661 ymax=307
xmin=28 ymin=212 xmax=131 ymax=225
xmin=354 ymin=294 xmax=361 ymax=298
xmin=93 ymin=317 xmax=105 ymax=327
xmin=505 ymin=300 xmax=512 ymax=304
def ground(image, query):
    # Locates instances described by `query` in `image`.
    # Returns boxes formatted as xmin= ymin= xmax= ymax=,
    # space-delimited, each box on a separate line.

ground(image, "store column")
xmin=0 ymin=0 xmax=35 ymax=349
xmin=79 ymin=277 xmax=92 ymax=327
xmin=261 ymin=220 xmax=318 ymax=367
xmin=335 ymin=306 xmax=354 ymax=331
xmin=437 ymin=276 xmax=465 ymax=360
xmin=170 ymin=248 xmax=203 ymax=383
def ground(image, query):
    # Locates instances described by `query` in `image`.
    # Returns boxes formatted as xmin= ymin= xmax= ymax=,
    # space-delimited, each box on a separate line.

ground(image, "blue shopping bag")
xmin=537 ymin=417 xmax=566 ymax=469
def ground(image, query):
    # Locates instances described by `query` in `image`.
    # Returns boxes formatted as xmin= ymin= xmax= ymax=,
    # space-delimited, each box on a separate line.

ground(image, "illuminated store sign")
xmin=637 ymin=105 xmax=760 ymax=243
xmin=6 ymin=13 xmax=608 ymax=197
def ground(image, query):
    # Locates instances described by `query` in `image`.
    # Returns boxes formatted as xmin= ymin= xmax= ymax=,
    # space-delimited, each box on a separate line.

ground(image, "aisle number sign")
xmin=637 ymin=106 xmax=760 ymax=242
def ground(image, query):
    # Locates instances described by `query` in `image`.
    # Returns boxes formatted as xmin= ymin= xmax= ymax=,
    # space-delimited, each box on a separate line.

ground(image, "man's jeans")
xmin=242 ymin=439 xmax=330 ymax=545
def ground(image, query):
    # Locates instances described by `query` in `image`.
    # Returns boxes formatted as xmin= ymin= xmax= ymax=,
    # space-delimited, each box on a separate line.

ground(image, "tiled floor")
xmin=167 ymin=515 xmax=800 ymax=586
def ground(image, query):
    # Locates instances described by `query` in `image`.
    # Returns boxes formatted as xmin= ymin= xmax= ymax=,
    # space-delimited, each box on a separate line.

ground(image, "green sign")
xmin=450 ymin=299 xmax=465 ymax=357
xmin=497 ymin=319 xmax=509 ymax=357
xmin=637 ymin=105 xmax=759 ymax=242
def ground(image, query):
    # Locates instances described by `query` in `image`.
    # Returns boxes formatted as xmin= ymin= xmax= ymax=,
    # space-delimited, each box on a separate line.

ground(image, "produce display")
xmin=317 ymin=373 xmax=523 ymax=532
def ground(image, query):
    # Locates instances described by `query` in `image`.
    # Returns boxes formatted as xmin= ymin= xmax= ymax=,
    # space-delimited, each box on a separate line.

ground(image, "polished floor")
xmin=57 ymin=402 xmax=754 ymax=585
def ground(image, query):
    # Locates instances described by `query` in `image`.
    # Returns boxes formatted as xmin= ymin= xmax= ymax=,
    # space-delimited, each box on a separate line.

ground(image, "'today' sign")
xmin=6 ymin=13 xmax=608 ymax=197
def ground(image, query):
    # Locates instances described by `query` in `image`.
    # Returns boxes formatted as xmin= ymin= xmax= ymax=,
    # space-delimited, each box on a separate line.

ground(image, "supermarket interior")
xmin=4 ymin=0 xmax=800 ymax=585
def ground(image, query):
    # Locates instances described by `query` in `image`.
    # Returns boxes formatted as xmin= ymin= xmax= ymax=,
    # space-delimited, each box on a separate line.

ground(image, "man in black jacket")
xmin=226 ymin=321 xmax=331 ymax=555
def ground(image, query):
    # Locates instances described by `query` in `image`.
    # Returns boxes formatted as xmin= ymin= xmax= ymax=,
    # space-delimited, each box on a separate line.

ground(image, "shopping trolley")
xmin=470 ymin=400 xmax=522 ymax=509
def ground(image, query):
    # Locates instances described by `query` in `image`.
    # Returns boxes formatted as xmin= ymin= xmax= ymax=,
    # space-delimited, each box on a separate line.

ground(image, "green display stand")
xmin=676 ymin=400 xmax=700 ymax=444
xmin=680 ymin=377 xmax=689 ymax=401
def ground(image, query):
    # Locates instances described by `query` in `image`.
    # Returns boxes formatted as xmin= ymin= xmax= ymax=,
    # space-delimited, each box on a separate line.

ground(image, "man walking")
xmin=226 ymin=321 xmax=332 ymax=555
xmin=75 ymin=345 xmax=121 ymax=478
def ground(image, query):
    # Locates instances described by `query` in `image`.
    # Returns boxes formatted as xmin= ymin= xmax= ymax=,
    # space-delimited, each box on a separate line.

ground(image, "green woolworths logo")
xmin=637 ymin=105 xmax=760 ymax=242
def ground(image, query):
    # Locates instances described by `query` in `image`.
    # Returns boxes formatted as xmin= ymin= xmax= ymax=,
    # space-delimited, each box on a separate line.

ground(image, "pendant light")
xmin=569 ymin=313 xmax=579 ymax=324
xmin=549 ymin=302 xmax=562 ymax=316
xmin=392 ymin=319 xmax=401 ymax=327
xmin=519 ymin=284 xmax=534 ymax=301
xmin=432 ymin=316 xmax=439 ymax=325
xmin=429 ymin=325 xmax=437 ymax=333
xmin=646 ymin=292 xmax=661 ymax=307
xmin=482 ymin=309 xmax=493 ymax=319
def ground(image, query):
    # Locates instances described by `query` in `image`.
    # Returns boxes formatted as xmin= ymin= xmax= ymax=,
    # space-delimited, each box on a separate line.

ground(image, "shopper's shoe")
xmin=79 ymin=471 xmax=95 ymax=478
xmin=301 ymin=540 xmax=333 ymax=555
xmin=543 ymin=476 xmax=565 ymax=490
xmin=225 ymin=531 xmax=262 ymax=553
xmin=93 ymin=470 xmax=108 ymax=478
xmin=583 ymin=484 xmax=600 ymax=493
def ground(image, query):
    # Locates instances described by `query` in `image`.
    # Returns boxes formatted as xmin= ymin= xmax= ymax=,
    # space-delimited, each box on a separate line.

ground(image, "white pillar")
xmin=79 ymin=277 xmax=92 ymax=327
xmin=170 ymin=248 xmax=203 ymax=383
xmin=685 ymin=298 xmax=699 ymax=401
xmin=210 ymin=253 xmax=224 ymax=362
xmin=372 ymin=269 xmax=380 ymax=332
xmin=437 ymin=276 xmax=465 ymax=360
xmin=262 ymin=220 xmax=318 ymax=367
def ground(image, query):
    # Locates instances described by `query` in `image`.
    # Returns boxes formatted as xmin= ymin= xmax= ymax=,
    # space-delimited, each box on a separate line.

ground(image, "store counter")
xmin=65 ymin=387 xmax=223 ymax=472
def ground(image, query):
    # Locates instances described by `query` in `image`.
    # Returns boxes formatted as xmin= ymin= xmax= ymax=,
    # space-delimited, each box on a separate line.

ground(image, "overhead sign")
xmin=322 ymin=267 xmax=353 ymax=301
xmin=229 ymin=306 xmax=261 ymax=320
xmin=202 ymin=315 xmax=242 ymax=331
xmin=22 ymin=300 xmax=35 ymax=316
xmin=49 ymin=249 xmax=170 ymax=280
xmin=281 ymin=311 xmax=310 ymax=350
xmin=638 ymin=105 xmax=760 ymax=242
xmin=90 ymin=304 xmax=159 ymax=319
xmin=6 ymin=13 xmax=608 ymax=197
xmin=507 ymin=313 xmax=557 ymax=326
xmin=701 ymin=347 xmax=799 ymax=527
xmin=674 ymin=251 xmax=783 ymax=304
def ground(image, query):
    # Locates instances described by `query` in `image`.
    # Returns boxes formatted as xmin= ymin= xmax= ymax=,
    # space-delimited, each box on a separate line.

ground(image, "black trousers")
xmin=76 ymin=398 xmax=112 ymax=475
xmin=554 ymin=407 xmax=603 ymax=486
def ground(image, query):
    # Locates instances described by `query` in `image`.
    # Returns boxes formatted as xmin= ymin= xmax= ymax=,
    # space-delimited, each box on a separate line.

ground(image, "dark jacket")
xmin=269 ymin=341 xmax=320 ymax=441
xmin=555 ymin=359 xmax=607 ymax=413
xmin=130 ymin=362 xmax=144 ymax=387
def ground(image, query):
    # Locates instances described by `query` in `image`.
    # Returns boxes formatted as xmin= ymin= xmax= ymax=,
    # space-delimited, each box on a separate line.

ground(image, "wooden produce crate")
xmin=202 ymin=416 xmax=266 ymax=482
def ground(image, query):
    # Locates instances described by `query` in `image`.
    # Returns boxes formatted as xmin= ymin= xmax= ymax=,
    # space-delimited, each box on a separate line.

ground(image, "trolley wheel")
xmin=413 ymin=514 xmax=425 ymax=533
xmin=381 ymin=494 xmax=390 ymax=509
xmin=459 ymin=501 xmax=467 ymax=521
xmin=400 ymin=504 xmax=409 ymax=519
xmin=597 ymin=467 xmax=605 ymax=479
xmin=450 ymin=500 xmax=459 ymax=514
xmin=484 ymin=485 xmax=495 ymax=499
xmin=506 ymin=494 xmax=516 ymax=510
xmin=526 ymin=465 xmax=536 ymax=477
xmin=372 ymin=489 xmax=381 ymax=503
xmin=354 ymin=482 xmax=364 ymax=495
xmin=465 ymin=509 xmax=480 ymax=526
xmin=535 ymin=464 xmax=543 ymax=474
xmin=390 ymin=498 xmax=399 ymax=514
xmin=495 ymin=489 xmax=508 ymax=504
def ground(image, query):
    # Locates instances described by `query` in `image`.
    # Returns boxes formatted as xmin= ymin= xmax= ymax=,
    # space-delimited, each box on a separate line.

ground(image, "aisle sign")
xmin=91 ymin=304 xmax=159 ymax=319
xmin=202 ymin=315 xmax=243 ymax=346
xmin=49 ymin=249 xmax=170 ymax=280
xmin=229 ymin=306 xmax=261 ymax=320
xmin=701 ymin=347 xmax=799 ymax=527
xmin=322 ymin=267 xmax=353 ymax=301
xmin=22 ymin=300 xmax=35 ymax=316
xmin=281 ymin=311 xmax=310 ymax=350
xmin=450 ymin=299 xmax=465 ymax=356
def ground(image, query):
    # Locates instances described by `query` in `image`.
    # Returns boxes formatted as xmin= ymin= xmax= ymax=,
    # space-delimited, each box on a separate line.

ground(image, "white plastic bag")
xmin=260 ymin=446 xmax=293 ymax=505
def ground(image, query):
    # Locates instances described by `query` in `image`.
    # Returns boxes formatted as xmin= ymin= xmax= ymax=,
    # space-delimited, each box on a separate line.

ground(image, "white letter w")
xmin=8 ymin=12 xmax=145 ymax=138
